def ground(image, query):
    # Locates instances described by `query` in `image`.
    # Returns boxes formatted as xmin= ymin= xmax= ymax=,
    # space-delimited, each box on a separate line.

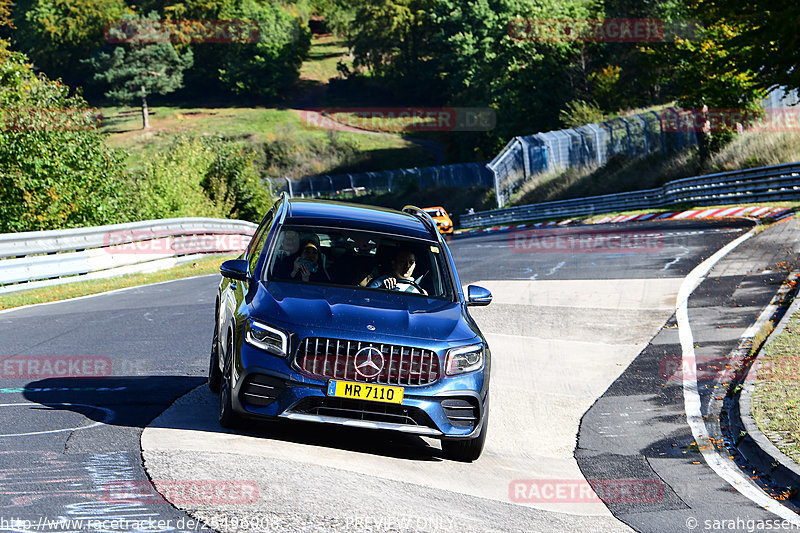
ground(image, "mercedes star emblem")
xmin=354 ymin=346 xmax=384 ymax=379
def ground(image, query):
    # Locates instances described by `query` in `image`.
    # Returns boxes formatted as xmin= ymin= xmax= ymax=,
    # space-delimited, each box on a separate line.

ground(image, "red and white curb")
xmin=456 ymin=206 xmax=793 ymax=236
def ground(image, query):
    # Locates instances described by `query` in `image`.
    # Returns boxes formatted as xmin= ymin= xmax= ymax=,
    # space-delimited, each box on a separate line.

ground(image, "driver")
xmin=368 ymin=250 xmax=427 ymax=295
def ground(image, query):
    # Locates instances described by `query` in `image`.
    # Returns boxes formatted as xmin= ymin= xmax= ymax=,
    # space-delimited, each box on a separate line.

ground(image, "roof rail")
xmin=278 ymin=192 xmax=290 ymax=225
xmin=402 ymin=205 xmax=440 ymax=240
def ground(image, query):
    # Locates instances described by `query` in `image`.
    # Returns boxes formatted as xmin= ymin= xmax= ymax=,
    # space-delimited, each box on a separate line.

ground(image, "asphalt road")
xmin=0 ymin=218 xmax=796 ymax=532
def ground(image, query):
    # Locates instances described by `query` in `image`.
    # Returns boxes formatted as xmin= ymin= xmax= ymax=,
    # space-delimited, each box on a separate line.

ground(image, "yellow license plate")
xmin=326 ymin=380 xmax=404 ymax=404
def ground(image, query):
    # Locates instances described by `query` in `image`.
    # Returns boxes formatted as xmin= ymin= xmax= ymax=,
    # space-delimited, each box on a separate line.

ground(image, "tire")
xmin=442 ymin=405 xmax=488 ymax=462
xmin=218 ymin=331 xmax=241 ymax=429
xmin=208 ymin=318 xmax=222 ymax=393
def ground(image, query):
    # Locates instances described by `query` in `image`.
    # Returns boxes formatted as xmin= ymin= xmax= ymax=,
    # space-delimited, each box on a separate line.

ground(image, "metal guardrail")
xmin=0 ymin=218 xmax=257 ymax=294
xmin=461 ymin=162 xmax=800 ymax=228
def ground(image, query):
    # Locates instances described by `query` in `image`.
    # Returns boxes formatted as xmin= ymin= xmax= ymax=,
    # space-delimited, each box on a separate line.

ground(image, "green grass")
xmin=98 ymin=34 xmax=434 ymax=178
xmin=752 ymin=309 xmax=800 ymax=462
xmin=99 ymin=106 xmax=435 ymax=176
xmin=299 ymin=35 xmax=351 ymax=83
xmin=0 ymin=254 xmax=235 ymax=311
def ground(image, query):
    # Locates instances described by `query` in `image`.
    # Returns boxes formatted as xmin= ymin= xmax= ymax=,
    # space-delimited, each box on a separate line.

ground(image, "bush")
xmin=0 ymin=45 xmax=128 ymax=232
xmin=126 ymin=136 xmax=272 ymax=223
xmin=261 ymin=125 xmax=359 ymax=177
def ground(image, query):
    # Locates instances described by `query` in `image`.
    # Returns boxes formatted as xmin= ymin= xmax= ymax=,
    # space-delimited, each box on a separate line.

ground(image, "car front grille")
xmin=295 ymin=337 xmax=440 ymax=386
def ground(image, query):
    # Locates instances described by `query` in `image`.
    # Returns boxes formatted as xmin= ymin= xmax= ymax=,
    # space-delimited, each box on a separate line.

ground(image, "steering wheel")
xmin=396 ymin=278 xmax=426 ymax=294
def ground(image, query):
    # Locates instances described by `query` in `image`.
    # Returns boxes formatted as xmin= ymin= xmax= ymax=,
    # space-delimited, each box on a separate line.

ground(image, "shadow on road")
xmin=19 ymin=377 xmax=443 ymax=461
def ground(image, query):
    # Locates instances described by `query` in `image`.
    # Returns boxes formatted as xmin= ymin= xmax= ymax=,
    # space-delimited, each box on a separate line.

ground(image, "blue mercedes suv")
xmin=209 ymin=196 xmax=492 ymax=461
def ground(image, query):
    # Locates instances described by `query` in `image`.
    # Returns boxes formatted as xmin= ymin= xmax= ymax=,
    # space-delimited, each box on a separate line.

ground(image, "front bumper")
xmin=230 ymin=343 xmax=488 ymax=439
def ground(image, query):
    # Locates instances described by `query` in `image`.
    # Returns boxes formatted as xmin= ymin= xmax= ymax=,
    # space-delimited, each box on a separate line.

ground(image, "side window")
xmin=247 ymin=209 xmax=274 ymax=275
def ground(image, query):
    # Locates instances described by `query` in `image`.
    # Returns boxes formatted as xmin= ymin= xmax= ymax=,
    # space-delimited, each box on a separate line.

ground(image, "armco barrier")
xmin=461 ymin=162 xmax=800 ymax=228
xmin=0 ymin=218 xmax=257 ymax=294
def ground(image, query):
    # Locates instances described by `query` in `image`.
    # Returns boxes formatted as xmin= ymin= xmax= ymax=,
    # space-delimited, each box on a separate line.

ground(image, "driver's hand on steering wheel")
xmin=383 ymin=277 xmax=427 ymax=295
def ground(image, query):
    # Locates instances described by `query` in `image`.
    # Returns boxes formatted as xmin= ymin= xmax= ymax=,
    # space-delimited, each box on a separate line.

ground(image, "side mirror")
xmin=220 ymin=259 xmax=250 ymax=282
xmin=467 ymin=285 xmax=492 ymax=306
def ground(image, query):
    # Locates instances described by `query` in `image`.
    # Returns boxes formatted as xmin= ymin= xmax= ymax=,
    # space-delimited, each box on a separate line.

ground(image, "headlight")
xmin=245 ymin=319 xmax=288 ymax=357
xmin=445 ymin=344 xmax=484 ymax=375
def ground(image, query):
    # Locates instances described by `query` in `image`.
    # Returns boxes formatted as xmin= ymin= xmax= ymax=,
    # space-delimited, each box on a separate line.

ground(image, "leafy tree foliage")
xmin=216 ymin=0 xmax=310 ymax=98
xmin=87 ymin=12 xmax=193 ymax=128
xmin=0 ymin=47 xmax=127 ymax=232
xmin=689 ymin=0 xmax=800 ymax=93
xmin=0 ymin=0 xmax=12 ymax=28
xmin=13 ymin=0 xmax=128 ymax=85
xmin=126 ymin=135 xmax=271 ymax=222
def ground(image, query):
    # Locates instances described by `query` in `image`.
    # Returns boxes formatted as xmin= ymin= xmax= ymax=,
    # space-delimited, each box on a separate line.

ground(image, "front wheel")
xmin=442 ymin=406 xmax=488 ymax=462
xmin=208 ymin=319 xmax=222 ymax=393
xmin=218 ymin=331 xmax=241 ymax=429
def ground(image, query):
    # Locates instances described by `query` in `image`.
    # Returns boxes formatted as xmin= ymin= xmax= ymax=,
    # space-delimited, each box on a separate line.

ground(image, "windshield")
xmin=266 ymin=225 xmax=454 ymax=299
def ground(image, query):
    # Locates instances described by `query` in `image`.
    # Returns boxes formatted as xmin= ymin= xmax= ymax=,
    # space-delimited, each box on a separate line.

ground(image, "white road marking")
xmin=546 ymin=261 xmax=567 ymax=276
xmin=0 ymin=403 xmax=113 ymax=437
xmin=677 ymin=228 xmax=800 ymax=523
xmin=663 ymin=246 xmax=690 ymax=271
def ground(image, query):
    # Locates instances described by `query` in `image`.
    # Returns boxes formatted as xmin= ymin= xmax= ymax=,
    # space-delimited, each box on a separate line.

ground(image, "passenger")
xmin=290 ymin=242 xmax=329 ymax=282
xmin=271 ymin=229 xmax=300 ymax=278
xmin=276 ymin=229 xmax=300 ymax=258
xmin=368 ymin=250 xmax=427 ymax=295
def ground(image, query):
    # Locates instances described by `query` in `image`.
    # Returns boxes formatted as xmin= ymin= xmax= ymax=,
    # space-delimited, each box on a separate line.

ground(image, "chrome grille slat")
xmin=296 ymin=337 xmax=439 ymax=386
xmin=334 ymin=339 xmax=341 ymax=378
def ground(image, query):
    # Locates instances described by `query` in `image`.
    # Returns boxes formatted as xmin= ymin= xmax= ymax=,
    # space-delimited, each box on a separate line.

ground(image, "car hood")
xmin=254 ymin=281 xmax=478 ymax=342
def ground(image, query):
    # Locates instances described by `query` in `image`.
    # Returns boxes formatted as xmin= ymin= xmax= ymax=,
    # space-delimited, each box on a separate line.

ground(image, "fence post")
xmin=516 ymin=136 xmax=531 ymax=181
xmin=284 ymin=177 xmax=294 ymax=198
xmin=636 ymin=114 xmax=649 ymax=154
xmin=651 ymin=110 xmax=666 ymax=153
xmin=619 ymin=116 xmax=633 ymax=157
xmin=487 ymin=162 xmax=503 ymax=209
xmin=602 ymin=121 xmax=614 ymax=156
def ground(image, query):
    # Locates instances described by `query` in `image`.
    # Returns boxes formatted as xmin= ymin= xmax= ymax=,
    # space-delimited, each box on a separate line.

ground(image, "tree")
xmin=87 ymin=13 xmax=193 ymax=129
xmin=688 ymin=0 xmax=800 ymax=93
xmin=216 ymin=0 xmax=310 ymax=99
xmin=0 ymin=0 xmax=12 ymax=28
xmin=12 ymin=0 xmax=127 ymax=85
xmin=0 ymin=47 xmax=128 ymax=232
